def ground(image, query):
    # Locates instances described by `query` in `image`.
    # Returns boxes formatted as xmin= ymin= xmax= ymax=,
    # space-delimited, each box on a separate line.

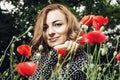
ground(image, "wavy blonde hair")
xmin=32 ymin=4 xmax=80 ymax=51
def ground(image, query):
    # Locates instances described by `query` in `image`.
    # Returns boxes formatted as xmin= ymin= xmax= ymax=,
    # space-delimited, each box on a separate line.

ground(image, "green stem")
xmin=64 ymin=53 xmax=75 ymax=79
xmin=60 ymin=51 xmax=71 ymax=67
xmin=87 ymin=44 xmax=90 ymax=55
xmin=96 ymin=44 xmax=102 ymax=64
xmin=0 ymin=36 xmax=15 ymax=67
xmin=51 ymin=51 xmax=72 ymax=79
xmin=118 ymin=61 xmax=120 ymax=78
xmin=0 ymin=26 xmax=33 ymax=67
xmin=92 ymin=44 xmax=98 ymax=64
xmin=51 ymin=24 xmax=83 ymax=79
xmin=75 ymin=23 xmax=82 ymax=42
xmin=17 ymin=26 xmax=33 ymax=39
xmin=0 ymin=26 xmax=33 ymax=79
xmin=10 ymin=43 xmax=15 ymax=80
xmin=109 ymin=36 xmax=119 ymax=64
xmin=109 ymin=55 xmax=115 ymax=64
xmin=115 ymin=36 xmax=119 ymax=51
xmin=6 ymin=69 xmax=16 ymax=80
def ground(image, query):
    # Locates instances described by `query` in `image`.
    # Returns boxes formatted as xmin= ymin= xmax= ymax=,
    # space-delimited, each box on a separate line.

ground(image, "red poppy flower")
xmin=57 ymin=48 xmax=67 ymax=57
xmin=77 ymin=32 xmax=88 ymax=44
xmin=87 ymin=31 xmax=107 ymax=44
xmin=116 ymin=53 xmax=120 ymax=61
xmin=80 ymin=15 xmax=95 ymax=26
xmin=92 ymin=16 xmax=108 ymax=31
xmin=17 ymin=44 xmax=31 ymax=58
xmin=16 ymin=62 xmax=38 ymax=78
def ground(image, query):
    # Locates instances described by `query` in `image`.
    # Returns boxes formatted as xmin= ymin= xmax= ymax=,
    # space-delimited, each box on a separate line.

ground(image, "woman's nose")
xmin=47 ymin=27 xmax=55 ymax=37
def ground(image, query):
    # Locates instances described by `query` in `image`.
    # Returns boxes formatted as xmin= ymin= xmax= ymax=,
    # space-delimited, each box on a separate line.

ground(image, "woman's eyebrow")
xmin=52 ymin=20 xmax=62 ymax=24
xmin=44 ymin=20 xmax=62 ymax=25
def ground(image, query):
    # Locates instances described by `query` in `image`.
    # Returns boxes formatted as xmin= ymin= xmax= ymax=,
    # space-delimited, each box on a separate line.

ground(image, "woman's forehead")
xmin=45 ymin=9 xmax=66 ymax=24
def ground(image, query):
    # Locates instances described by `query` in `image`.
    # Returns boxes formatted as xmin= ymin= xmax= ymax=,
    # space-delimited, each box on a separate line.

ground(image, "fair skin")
xmin=43 ymin=9 xmax=79 ymax=52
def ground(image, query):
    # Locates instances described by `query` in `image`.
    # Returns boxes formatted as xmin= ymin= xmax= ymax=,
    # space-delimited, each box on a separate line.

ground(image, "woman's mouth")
xmin=49 ymin=37 xmax=59 ymax=42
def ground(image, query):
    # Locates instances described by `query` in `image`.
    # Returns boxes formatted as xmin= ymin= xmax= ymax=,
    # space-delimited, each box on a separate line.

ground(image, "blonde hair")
xmin=32 ymin=4 xmax=80 ymax=51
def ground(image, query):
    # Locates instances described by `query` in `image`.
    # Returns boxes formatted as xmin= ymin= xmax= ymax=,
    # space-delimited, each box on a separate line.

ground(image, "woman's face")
xmin=43 ymin=9 xmax=68 ymax=47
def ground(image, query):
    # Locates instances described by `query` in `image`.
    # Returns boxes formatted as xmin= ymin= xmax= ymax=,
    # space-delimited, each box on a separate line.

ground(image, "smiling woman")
xmin=29 ymin=3 xmax=88 ymax=80
xmin=43 ymin=9 xmax=68 ymax=47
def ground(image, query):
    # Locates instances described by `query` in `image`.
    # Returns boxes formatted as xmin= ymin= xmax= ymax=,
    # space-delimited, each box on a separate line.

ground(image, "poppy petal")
xmin=87 ymin=31 xmax=107 ymax=44
xmin=116 ymin=53 xmax=120 ymax=61
xmin=57 ymin=48 xmax=67 ymax=57
xmin=16 ymin=62 xmax=38 ymax=77
xmin=17 ymin=44 xmax=31 ymax=58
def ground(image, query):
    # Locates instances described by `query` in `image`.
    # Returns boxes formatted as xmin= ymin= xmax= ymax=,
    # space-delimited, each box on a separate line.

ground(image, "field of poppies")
xmin=0 ymin=15 xmax=120 ymax=80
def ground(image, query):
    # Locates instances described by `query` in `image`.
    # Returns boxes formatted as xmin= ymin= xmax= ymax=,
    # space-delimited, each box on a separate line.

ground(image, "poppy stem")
xmin=93 ymin=44 xmax=98 ymax=64
xmin=115 ymin=36 xmax=119 ymax=51
xmin=17 ymin=26 xmax=33 ymax=39
xmin=0 ymin=36 xmax=15 ymax=67
xmin=75 ymin=23 xmax=82 ymax=42
xmin=96 ymin=43 xmax=102 ymax=64
xmin=10 ymin=43 xmax=15 ymax=80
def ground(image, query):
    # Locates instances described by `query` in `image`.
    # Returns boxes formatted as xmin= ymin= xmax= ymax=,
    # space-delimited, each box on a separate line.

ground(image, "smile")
xmin=49 ymin=37 xmax=59 ymax=42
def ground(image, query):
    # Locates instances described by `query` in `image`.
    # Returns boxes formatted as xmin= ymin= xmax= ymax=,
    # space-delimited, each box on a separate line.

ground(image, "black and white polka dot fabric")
xmin=29 ymin=49 xmax=88 ymax=80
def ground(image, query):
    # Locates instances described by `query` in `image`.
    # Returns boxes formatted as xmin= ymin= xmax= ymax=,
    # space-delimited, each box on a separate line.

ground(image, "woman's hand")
xmin=54 ymin=40 xmax=79 ymax=53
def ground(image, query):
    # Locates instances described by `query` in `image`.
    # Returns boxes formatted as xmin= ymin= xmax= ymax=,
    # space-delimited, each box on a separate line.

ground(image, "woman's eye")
xmin=54 ymin=23 xmax=62 ymax=27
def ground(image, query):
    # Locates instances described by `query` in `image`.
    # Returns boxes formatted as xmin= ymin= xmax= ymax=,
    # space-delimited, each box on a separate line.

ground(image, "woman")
xmin=29 ymin=4 xmax=88 ymax=80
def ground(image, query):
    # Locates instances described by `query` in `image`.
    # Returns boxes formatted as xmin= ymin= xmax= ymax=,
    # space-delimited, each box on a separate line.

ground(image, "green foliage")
xmin=0 ymin=0 xmax=120 ymax=79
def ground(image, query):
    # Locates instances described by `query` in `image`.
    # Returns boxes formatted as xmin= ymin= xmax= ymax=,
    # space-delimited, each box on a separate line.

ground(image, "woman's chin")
xmin=49 ymin=43 xmax=62 ymax=48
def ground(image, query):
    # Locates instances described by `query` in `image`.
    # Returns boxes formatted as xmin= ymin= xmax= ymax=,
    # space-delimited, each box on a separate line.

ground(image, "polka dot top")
xmin=29 ymin=48 xmax=88 ymax=80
